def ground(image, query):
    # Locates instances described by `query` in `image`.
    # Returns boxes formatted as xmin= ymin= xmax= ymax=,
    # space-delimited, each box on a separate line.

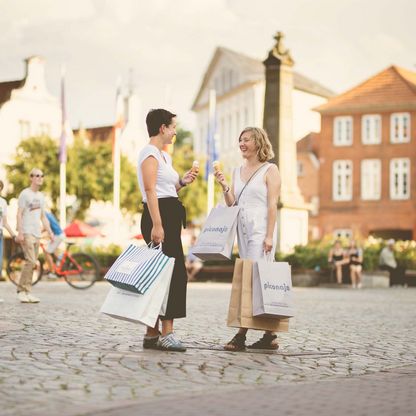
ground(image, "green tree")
xmin=172 ymin=140 xmax=208 ymax=223
xmin=5 ymin=136 xmax=60 ymax=205
xmin=175 ymin=126 xmax=193 ymax=147
xmin=67 ymin=135 xmax=140 ymax=217
xmin=6 ymin=136 xmax=140 ymax=218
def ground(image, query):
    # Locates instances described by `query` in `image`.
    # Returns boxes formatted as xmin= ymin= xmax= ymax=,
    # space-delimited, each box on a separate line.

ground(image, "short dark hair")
xmin=146 ymin=109 xmax=176 ymax=137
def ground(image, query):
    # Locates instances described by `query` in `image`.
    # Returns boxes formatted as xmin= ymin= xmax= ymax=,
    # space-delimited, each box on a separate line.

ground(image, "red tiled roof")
xmin=0 ymin=79 xmax=23 ymax=106
xmin=74 ymin=126 xmax=113 ymax=143
xmin=315 ymin=66 xmax=416 ymax=114
xmin=297 ymin=132 xmax=319 ymax=157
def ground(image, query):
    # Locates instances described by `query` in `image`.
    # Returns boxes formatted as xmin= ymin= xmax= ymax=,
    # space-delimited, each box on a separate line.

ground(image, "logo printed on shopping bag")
xmin=116 ymin=260 xmax=140 ymax=274
xmin=202 ymin=226 xmax=229 ymax=234
xmin=263 ymin=281 xmax=291 ymax=293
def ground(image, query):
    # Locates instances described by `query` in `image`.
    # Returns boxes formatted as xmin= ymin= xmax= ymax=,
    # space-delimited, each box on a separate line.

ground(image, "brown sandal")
xmin=224 ymin=333 xmax=246 ymax=351
xmin=247 ymin=333 xmax=279 ymax=350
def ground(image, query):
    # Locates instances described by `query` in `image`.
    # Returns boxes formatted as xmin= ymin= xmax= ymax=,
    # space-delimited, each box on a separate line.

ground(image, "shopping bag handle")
xmin=148 ymin=241 xmax=163 ymax=251
xmin=263 ymin=251 xmax=275 ymax=263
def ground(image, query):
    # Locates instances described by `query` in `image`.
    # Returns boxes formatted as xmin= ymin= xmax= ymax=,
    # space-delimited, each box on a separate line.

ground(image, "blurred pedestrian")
xmin=347 ymin=239 xmax=363 ymax=289
xmin=214 ymin=127 xmax=282 ymax=351
xmin=379 ymin=239 xmax=406 ymax=286
xmin=328 ymin=240 xmax=347 ymax=284
xmin=185 ymin=235 xmax=203 ymax=281
xmin=1 ymin=180 xmax=17 ymax=302
xmin=16 ymin=168 xmax=54 ymax=303
xmin=44 ymin=211 xmax=65 ymax=278
xmin=138 ymin=109 xmax=197 ymax=352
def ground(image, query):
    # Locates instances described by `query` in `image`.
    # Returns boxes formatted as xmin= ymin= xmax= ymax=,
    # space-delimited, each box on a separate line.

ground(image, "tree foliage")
xmin=5 ymin=136 xmax=60 ymax=202
xmin=5 ymin=136 xmax=140 ymax=218
xmin=172 ymin=142 xmax=208 ymax=223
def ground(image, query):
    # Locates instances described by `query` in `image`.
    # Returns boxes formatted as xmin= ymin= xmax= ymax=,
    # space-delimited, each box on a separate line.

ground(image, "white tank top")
xmin=234 ymin=163 xmax=271 ymax=208
xmin=137 ymin=144 xmax=179 ymax=202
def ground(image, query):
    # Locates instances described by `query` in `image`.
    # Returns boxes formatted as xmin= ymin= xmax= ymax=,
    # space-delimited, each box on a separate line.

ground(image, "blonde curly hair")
xmin=238 ymin=127 xmax=275 ymax=162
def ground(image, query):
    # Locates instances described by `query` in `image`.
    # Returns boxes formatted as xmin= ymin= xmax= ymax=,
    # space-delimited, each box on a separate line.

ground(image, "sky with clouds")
xmin=0 ymin=0 xmax=414 ymax=131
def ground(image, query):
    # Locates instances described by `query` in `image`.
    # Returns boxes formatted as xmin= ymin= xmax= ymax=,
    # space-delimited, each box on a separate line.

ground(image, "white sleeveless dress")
xmin=233 ymin=163 xmax=277 ymax=261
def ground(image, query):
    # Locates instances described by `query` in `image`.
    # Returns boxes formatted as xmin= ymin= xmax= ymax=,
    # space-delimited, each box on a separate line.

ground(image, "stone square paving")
xmin=0 ymin=281 xmax=415 ymax=415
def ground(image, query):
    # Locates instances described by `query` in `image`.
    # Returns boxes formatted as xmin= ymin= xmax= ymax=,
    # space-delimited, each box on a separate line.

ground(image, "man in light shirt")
xmin=379 ymin=239 xmax=406 ymax=287
xmin=16 ymin=168 xmax=54 ymax=303
xmin=0 ymin=179 xmax=17 ymax=303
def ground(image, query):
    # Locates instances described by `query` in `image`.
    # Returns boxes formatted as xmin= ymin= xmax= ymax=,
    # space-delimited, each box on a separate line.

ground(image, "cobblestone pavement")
xmin=1 ymin=282 xmax=415 ymax=416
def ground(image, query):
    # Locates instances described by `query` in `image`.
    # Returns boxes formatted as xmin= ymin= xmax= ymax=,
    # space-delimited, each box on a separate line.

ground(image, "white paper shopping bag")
xmin=252 ymin=260 xmax=294 ymax=319
xmin=100 ymin=257 xmax=175 ymax=327
xmin=191 ymin=205 xmax=240 ymax=261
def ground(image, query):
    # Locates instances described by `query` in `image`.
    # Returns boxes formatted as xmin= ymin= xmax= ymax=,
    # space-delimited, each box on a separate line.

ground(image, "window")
xmin=390 ymin=158 xmax=410 ymax=200
xmin=39 ymin=123 xmax=51 ymax=136
xmin=222 ymin=70 xmax=227 ymax=93
xmin=390 ymin=113 xmax=410 ymax=143
xmin=227 ymin=114 xmax=232 ymax=148
xmin=214 ymin=77 xmax=220 ymax=94
xmin=19 ymin=120 xmax=31 ymax=139
xmin=333 ymin=160 xmax=353 ymax=201
xmin=297 ymin=161 xmax=304 ymax=177
xmin=333 ymin=116 xmax=353 ymax=146
xmin=229 ymin=70 xmax=233 ymax=89
xmin=333 ymin=229 xmax=353 ymax=239
xmin=361 ymin=159 xmax=381 ymax=200
xmin=235 ymin=111 xmax=240 ymax=137
xmin=362 ymin=115 xmax=381 ymax=144
xmin=244 ymin=107 xmax=249 ymax=125
xmin=220 ymin=117 xmax=225 ymax=146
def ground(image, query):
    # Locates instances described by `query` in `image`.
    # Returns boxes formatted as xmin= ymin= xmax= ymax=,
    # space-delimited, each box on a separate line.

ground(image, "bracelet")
xmin=223 ymin=186 xmax=230 ymax=194
xmin=179 ymin=178 xmax=187 ymax=187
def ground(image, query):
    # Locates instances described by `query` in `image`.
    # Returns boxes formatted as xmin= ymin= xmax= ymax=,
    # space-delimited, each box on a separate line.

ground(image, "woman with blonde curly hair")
xmin=214 ymin=127 xmax=282 ymax=351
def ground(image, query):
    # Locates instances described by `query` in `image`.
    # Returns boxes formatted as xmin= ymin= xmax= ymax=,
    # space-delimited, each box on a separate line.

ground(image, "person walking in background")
xmin=138 ymin=109 xmax=197 ymax=352
xmin=16 ymin=168 xmax=54 ymax=303
xmin=379 ymin=239 xmax=406 ymax=287
xmin=214 ymin=127 xmax=282 ymax=351
xmin=44 ymin=211 xmax=66 ymax=278
xmin=0 ymin=180 xmax=17 ymax=303
xmin=328 ymin=240 xmax=347 ymax=284
xmin=348 ymin=239 xmax=363 ymax=289
xmin=185 ymin=235 xmax=203 ymax=281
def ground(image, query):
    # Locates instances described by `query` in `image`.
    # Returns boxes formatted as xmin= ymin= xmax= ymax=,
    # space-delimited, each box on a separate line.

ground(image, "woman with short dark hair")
xmin=137 ymin=109 xmax=197 ymax=352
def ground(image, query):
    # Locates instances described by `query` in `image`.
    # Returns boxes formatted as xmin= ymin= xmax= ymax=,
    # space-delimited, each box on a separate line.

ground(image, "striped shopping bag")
xmin=104 ymin=243 xmax=170 ymax=294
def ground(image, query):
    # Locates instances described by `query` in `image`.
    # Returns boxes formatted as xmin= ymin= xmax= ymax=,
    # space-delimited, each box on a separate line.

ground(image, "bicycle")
xmin=7 ymin=240 xmax=100 ymax=289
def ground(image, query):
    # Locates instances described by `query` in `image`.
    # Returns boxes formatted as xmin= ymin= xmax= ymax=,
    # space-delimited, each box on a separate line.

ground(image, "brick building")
xmin=313 ymin=65 xmax=416 ymax=240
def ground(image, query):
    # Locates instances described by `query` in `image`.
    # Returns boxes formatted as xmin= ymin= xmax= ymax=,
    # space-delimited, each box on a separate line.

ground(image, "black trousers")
xmin=380 ymin=265 xmax=406 ymax=286
xmin=141 ymin=197 xmax=187 ymax=320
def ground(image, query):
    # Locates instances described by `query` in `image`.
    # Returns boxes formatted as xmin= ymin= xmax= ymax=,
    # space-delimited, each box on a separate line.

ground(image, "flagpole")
xmin=207 ymin=89 xmax=216 ymax=214
xmin=113 ymin=78 xmax=123 ymax=237
xmin=59 ymin=163 xmax=66 ymax=227
xmin=59 ymin=66 xmax=67 ymax=228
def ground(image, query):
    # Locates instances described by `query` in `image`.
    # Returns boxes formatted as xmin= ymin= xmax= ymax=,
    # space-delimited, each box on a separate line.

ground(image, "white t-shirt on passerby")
xmin=18 ymin=188 xmax=45 ymax=238
xmin=0 ymin=197 xmax=7 ymax=229
xmin=137 ymin=144 xmax=179 ymax=203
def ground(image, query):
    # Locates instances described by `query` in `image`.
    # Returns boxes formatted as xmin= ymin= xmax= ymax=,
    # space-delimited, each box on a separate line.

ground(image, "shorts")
xmin=46 ymin=233 xmax=65 ymax=253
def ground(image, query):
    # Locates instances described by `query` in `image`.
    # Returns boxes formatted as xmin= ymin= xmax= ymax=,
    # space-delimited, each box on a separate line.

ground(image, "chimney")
xmin=24 ymin=56 xmax=47 ymax=91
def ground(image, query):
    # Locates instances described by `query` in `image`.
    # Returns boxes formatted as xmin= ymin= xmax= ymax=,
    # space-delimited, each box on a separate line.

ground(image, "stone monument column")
xmin=263 ymin=32 xmax=309 ymax=252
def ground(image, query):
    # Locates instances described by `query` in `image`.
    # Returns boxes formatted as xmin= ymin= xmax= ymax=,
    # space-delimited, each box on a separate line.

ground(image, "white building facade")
xmin=0 ymin=56 xmax=62 ymax=179
xmin=191 ymin=47 xmax=334 ymax=173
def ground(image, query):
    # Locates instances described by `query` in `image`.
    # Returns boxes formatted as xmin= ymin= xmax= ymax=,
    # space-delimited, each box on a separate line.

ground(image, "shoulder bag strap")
xmin=235 ymin=162 xmax=270 ymax=206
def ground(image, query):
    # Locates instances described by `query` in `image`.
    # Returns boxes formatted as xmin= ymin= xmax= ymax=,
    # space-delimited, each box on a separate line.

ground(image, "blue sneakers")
xmin=157 ymin=333 xmax=186 ymax=352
